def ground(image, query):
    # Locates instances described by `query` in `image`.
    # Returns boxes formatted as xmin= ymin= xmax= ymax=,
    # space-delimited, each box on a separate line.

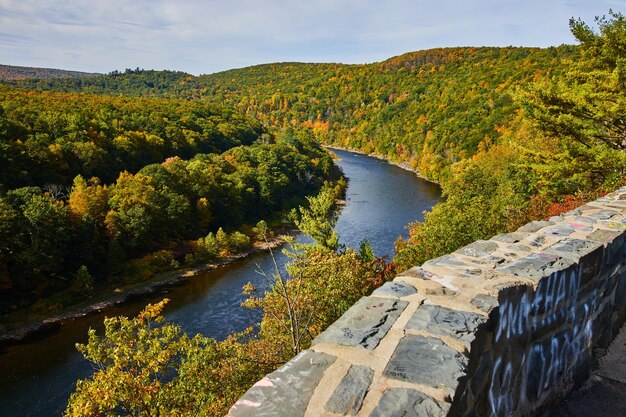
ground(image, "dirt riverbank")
xmin=0 ymin=232 xmax=292 ymax=350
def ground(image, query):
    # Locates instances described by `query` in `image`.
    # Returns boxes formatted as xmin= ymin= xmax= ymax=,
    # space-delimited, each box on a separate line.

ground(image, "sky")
xmin=0 ymin=0 xmax=622 ymax=75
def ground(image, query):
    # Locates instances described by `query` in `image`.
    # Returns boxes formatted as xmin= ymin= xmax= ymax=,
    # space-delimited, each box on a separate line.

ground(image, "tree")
xmin=358 ymin=239 xmax=375 ymax=262
xmin=66 ymin=299 xmax=268 ymax=417
xmin=291 ymin=183 xmax=340 ymax=251
xmin=242 ymin=241 xmax=314 ymax=358
xmin=66 ymin=300 xmax=211 ymax=416
xmin=523 ymin=11 xmax=626 ymax=151
xmin=7 ymin=188 xmax=72 ymax=287
xmin=70 ymin=265 xmax=94 ymax=298
xmin=243 ymin=245 xmax=376 ymax=360
xmin=68 ymin=176 xmax=109 ymax=222
xmin=0 ymin=196 xmax=18 ymax=289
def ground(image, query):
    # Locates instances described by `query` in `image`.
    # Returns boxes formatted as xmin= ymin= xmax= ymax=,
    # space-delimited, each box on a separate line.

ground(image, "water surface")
xmin=0 ymin=149 xmax=441 ymax=416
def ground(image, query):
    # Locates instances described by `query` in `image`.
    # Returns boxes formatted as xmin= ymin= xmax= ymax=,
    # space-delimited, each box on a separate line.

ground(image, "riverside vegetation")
xmin=0 ymin=88 xmax=338 ymax=329
xmin=64 ymin=182 xmax=392 ymax=416
xmin=1 ymin=10 xmax=625 ymax=417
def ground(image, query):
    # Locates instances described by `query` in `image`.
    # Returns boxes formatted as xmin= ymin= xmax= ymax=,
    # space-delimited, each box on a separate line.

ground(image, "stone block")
xmin=591 ymin=301 xmax=614 ymax=349
xmin=368 ymin=388 xmax=450 ymax=417
xmin=529 ymin=308 xmax=568 ymax=340
xmin=401 ymin=266 xmax=434 ymax=279
xmin=587 ymin=210 xmax=620 ymax=221
xmin=613 ymin=270 xmax=626 ymax=324
xmin=325 ymin=365 xmax=374 ymax=415
xmin=313 ymin=296 xmax=408 ymax=349
xmin=586 ymin=228 xmax=623 ymax=244
xmin=606 ymin=202 xmax=626 ymax=213
xmin=483 ymin=353 xmax=523 ymax=417
xmin=469 ymin=351 xmax=493 ymax=402
xmin=517 ymin=220 xmax=553 ymax=233
xmin=565 ymin=204 xmax=592 ymax=216
xmin=572 ymin=215 xmax=597 ymax=224
xmin=229 ymin=350 xmax=336 ymax=417
xmin=496 ymin=252 xmax=565 ymax=282
xmin=372 ymin=280 xmax=417 ymax=298
xmin=491 ymin=232 xmax=527 ymax=244
xmin=587 ymin=229 xmax=625 ymax=267
xmin=545 ymin=238 xmax=599 ymax=258
xmin=600 ymin=268 xmax=619 ymax=298
xmin=405 ymin=304 xmax=487 ymax=345
xmin=544 ymin=225 xmax=576 ymax=237
xmin=422 ymin=254 xmax=468 ymax=269
xmin=383 ymin=334 xmax=467 ymax=392
xmin=493 ymin=284 xmax=534 ymax=344
xmin=567 ymin=222 xmax=595 ymax=232
xmin=526 ymin=235 xmax=547 ymax=248
xmin=524 ymin=328 xmax=592 ymax=404
xmin=401 ymin=267 xmax=460 ymax=293
xmin=471 ymin=294 xmax=499 ymax=313
xmin=455 ymin=240 xmax=500 ymax=258
xmin=422 ymin=254 xmax=496 ymax=281
xmin=530 ymin=263 xmax=581 ymax=316
xmin=544 ymin=238 xmax=604 ymax=285
xmin=509 ymin=244 xmax=533 ymax=253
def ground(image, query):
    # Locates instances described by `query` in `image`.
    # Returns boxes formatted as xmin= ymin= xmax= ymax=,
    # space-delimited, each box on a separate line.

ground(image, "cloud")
xmin=0 ymin=0 xmax=613 ymax=74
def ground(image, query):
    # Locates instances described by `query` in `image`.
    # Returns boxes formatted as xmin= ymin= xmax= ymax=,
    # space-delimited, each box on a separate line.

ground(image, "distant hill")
xmin=1 ymin=46 xmax=579 ymax=182
xmin=194 ymin=46 xmax=578 ymax=181
xmin=0 ymin=64 xmax=100 ymax=81
xmin=0 ymin=67 xmax=193 ymax=96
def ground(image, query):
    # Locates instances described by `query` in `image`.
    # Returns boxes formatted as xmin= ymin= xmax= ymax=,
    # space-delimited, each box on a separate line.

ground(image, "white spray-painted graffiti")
xmin=487 ymin=258 xmax=603 ymax=417
xmin=488 ymin=355 xmax=518 ymax=417
xmin=531 ymin=265 xmax=581 ymax=316
xmin=494 ymin=290 xmax=531 ymax=344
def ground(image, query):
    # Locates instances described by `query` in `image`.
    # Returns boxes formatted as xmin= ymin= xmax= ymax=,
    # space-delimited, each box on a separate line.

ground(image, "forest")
xmin=4 ymin=45 xmax=581 ymax=182
xmin=16 ymin=37 xmax=621 ymax=270
xmin=0 ymin=86 xmax=336 ymax=324
xmin=0 ymin=64 xmax=99 ymax=81
xmin=1 ymin=10 xmax=626 ymax=417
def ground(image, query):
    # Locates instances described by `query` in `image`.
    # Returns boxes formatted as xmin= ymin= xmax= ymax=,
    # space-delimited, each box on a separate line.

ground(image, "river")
xmin=0 ymin=149 xmax=441 ymax=416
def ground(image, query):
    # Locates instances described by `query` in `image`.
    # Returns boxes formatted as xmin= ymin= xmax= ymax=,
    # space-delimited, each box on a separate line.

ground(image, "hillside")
xmin=0 ymin=64 xmax=100 ymax=81
xmin=3 ymin=41 xmax=624 ymax=271
xmin=0 ymin=86 xmax=265 ymax=188
xmin=196 ymin=43 xmax=624 ymax=268
xmin=3 ymin=11 xmax=626 ymax=417
xmin=0 ymin=84 xmax=338 ymax=321
xmin=2 ymin=68 xmax=195 ymax=96
xmin=3 ymin=46 xmax=578 ymax=182
xmin=197 ymin=46 xmax=578 ymax=182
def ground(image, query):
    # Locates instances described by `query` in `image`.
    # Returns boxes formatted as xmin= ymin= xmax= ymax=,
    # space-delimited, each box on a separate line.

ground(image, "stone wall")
xmin=228 ymin=188 xmax=626 ymax=417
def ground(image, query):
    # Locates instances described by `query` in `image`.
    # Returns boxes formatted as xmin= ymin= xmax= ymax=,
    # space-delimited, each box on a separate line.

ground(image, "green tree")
xmin=228 ymin=231 xmax=251 ymax=252
xmin=523 ymin=11 xmax=626 ymax=151
xmin=358 ymin=239 xmax=375 ymax=262
xmin=65 ymin=300 xmax=213 ymax=416
xmin=292 ymin=183 xmax=340 ymax=251
xmin=243 ymin=246 xmax=376 ymax=360
xmin=7 ymin=188 xmax=72 ymax=287
xmin=70 ymin=265 xmax=94 ymax=298
xmin=66 ymin=301 xmax=270 ymax=417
